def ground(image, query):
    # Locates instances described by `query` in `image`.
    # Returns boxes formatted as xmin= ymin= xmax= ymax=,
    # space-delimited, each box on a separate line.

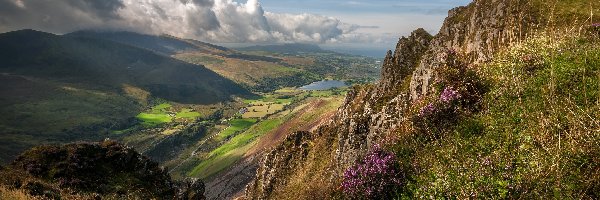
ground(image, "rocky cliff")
xmin=410 ymin=0 xmax=543 ymax=100
xmin=245 ymin=0 xmax=594 ymax=198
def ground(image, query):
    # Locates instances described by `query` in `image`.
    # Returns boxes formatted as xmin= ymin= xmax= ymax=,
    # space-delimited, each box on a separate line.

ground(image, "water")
xmin=299 ymin=80 xmax=347 ymax=90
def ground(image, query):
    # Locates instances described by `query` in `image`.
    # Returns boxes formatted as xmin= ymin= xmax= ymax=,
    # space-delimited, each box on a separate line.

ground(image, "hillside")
xmin=0 ymin=29 xmax=251 ymax=163
xmin=0 ymin=29 xmax=250 ymax=104
xmin=69 ymin=31 xmax=321 ymax=92
xmin=245 ymin=0 xmax=600 ymax=199
xmin=0 ymin=140 xmax=205 ymax=199
xmin=67 ymin=31 xmax=228 ymax=56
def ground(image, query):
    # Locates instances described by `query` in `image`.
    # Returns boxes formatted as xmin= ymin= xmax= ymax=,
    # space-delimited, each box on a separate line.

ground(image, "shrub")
xmin=341 ymin=146 xmax=404 ymax=199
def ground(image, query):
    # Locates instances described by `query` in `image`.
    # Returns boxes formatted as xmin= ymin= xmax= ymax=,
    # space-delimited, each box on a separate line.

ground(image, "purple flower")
xmin=419 ymin=103 xmax=436 ymax=117
xmin=440 ymin=86 xmax=461 ymax=103
xmin=341 ymin=146 xmax=404 ymax=199
xmin=592 ymin=23 xmax=600 ymax=27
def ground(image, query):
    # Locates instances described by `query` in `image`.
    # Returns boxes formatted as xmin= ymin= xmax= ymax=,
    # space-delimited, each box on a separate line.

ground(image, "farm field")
xmin=136 ymin=103 xmax=202 ymax=125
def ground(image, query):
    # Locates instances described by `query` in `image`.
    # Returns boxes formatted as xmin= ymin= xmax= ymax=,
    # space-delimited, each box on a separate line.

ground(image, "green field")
xmin=218 ymin=118 xmax=257 ymax=139
xmin=153 ymin=103 xmax=172 ymax=110
xmin=136 ymin=103 xmax=202 ymax=125
xmin=243 ymin=103 xmax=286 ymax=118
xmin=176 ymin=109 xmax=201 ymax=119
xmin=136 ymin=113 xmax=172 ymax=124
xmin=189 ymin=118 xmax=282 ymax=178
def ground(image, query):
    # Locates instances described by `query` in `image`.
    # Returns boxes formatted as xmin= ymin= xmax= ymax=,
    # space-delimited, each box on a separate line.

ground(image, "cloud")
xmin=0 ymin=0 xmax=381 ymax=43
xmin=0 ymin=0 xmax=124 ymax=33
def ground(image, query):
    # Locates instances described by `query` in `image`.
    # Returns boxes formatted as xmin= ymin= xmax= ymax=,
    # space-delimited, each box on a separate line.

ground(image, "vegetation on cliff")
xmin=0 ymin=140 xmax=205 ymax=199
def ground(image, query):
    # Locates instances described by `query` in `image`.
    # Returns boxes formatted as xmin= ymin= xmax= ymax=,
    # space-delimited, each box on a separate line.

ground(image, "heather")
xmin=341 ymin=145 xmax=404 ymax=199
xmin=413 ymin=49 xmax=488 ymax=139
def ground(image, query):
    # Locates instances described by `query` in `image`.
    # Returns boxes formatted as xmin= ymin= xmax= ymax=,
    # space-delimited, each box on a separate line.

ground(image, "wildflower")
xmin=418 ymin=103 xmax=436 ymax=117
xmin=439 ymin=86 xmax=461 ymax=103
xmin=341 ymin=146 xmax=404 ymax=199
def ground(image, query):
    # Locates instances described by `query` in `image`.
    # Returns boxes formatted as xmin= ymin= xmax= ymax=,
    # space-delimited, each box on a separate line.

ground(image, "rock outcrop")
xmin=410 ymin=0 xmax=543 ymax=100
xmin=0 ymin=140 xmax=206 ymax=199
xmin=245 ymin=131 xmax=313 ymax=199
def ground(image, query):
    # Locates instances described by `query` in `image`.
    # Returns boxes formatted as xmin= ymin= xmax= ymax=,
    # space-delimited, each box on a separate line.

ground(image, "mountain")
xmin=0 ymin=29 xmax=251 ymax=104
xmin=67 ymin=31 xmax=327 ymax=92
xmin=0 ymin=29 xmax=252 ymax=163
xmin=0 ymin=140 xmax=205 ymax=199
xmin=67 ymin=30 xmax=229 ymax=56
xmin=68 ymin=31 xmax=282 ymax=63
xmin=245 ymin=0 xmax=600 ymax=199
xmin=237 ymin=43 xmax=330 ymax=54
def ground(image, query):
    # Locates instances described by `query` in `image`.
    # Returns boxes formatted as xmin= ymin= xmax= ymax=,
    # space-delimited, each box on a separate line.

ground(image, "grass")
xmin=0 ymin=185 xmax=35 ymax=200
xmin=243 ymin=103 xmax=286 ymax=118
xmin=242 ymin=93 xmax=295 ymax=118
xmin=218 ymin=118 xmax=258 ymax=139
xmin=152 ymin=103 xmax=172 ymax=111
xmin=176 ymin=109 xmax=201 ymax=119
xmin=174 ymin=53 xmax=225 ymax=65
xmin=136 ymin=103 xmax=203 ymax=125
xmin=137 ymin=103 xmax=173 ymax=125
xmin=136 ymin=113 xmax=172 ymax=124
xmin=401 ymin=34 xmax=600 ymax=198
xmin=189 ymin=118 xmax=281 ymax=178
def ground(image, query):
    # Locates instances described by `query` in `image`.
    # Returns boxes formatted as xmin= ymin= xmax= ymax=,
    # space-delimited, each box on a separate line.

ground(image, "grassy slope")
xmin=393 ymin=34 xmax=600 ymax=198
xmin=189 ymin=118 xmax=280 ymax=178
xmin=188 ymin=94 xmax=343 ymax=179
xmin=0 ymin=74 xmax=140 ymax=163
xmin=396 ymin=2 xmax=600 ymax=197
xmin=217 ymin=119 xmax=258 ymax=140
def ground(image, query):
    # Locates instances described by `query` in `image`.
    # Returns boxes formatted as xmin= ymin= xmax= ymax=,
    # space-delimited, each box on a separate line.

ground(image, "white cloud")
xmin=0 ymin=0 xmax=384 ymax=44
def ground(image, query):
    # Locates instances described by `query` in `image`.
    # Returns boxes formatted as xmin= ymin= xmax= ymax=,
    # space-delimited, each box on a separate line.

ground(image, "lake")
xmin=299 ymin=80 xmax=347 ymax=90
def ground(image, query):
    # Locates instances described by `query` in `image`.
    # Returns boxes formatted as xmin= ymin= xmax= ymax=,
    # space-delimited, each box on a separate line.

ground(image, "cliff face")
xmin=246 ymin=131 xmax=313 ymax=199
xmin=246 ymin=0 xmax=549 ymax=198
xmin=333 ymin=28 xmax=433 ymax=172
xmin=410 ymin=0 xmax=543 ymax=100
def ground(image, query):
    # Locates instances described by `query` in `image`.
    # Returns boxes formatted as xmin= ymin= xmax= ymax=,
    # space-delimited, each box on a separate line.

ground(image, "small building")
xmin=239 ymin=107 xmax=249 ymax=115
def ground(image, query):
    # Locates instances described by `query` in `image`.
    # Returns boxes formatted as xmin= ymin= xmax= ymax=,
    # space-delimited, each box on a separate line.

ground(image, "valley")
xmin=119 ymin=86 xmax=347 ymax=199
xmin=2 ymin=0 xmax=598 ymax=199
xmin=0 ymin=28 xmax=371 ymax=199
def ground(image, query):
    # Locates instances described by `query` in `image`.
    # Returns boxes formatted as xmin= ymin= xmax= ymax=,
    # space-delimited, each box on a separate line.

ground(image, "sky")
xmin=0 ymin=0 xmax=471 ymax=55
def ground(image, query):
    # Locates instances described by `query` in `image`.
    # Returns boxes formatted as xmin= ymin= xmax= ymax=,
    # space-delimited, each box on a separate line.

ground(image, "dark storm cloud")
xmin=0 ymin=0 xmax=125 ymax=33
xmin=65 ymin=0 xmax=124 ymax=19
